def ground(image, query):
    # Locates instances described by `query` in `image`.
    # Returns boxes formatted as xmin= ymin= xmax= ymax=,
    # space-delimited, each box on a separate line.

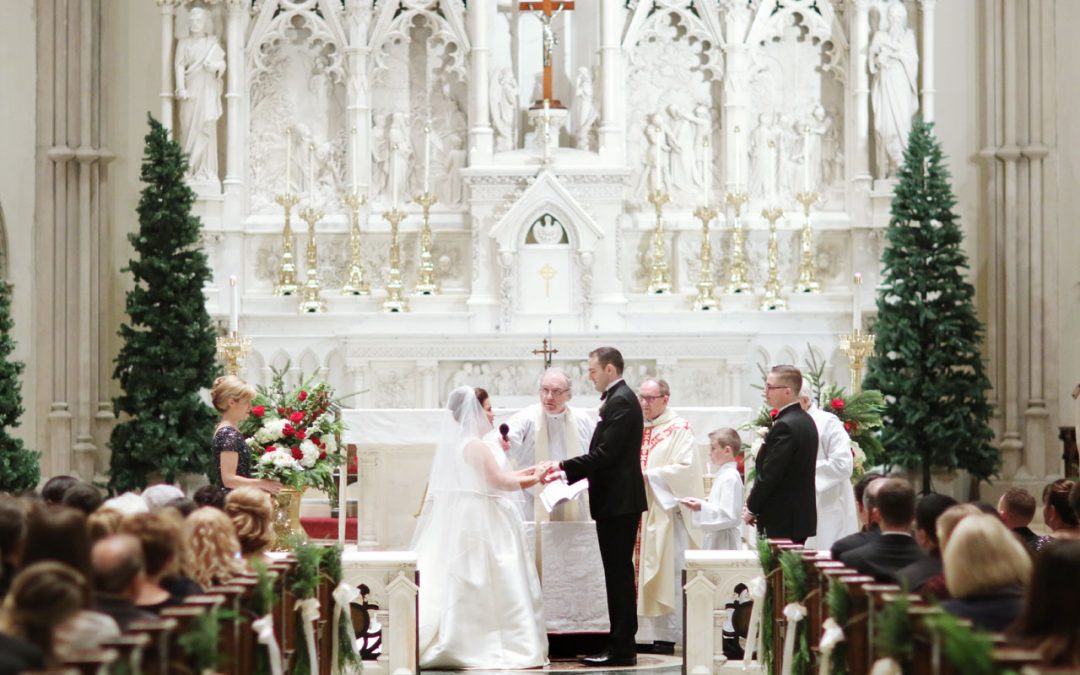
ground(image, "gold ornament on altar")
xmin=760 ymin=206 xmax=786 ymax=311
xmin=723 ymin=190 xmax=752 ymax=294
xmin=692 ymin=205 xmax=719 ymax=311
xmin=341 ymin=190 xmax=370 ymax=296
xmin=646 ymin=190 xmax=671 ymax=294
xmin=298 ymin=202 xmax=326 ymax=313
xmin=413 ymin=191 xmax=440 ymax=295
xmin=216 ymin=332 xmax=252 ymax=376
xmin=273 ymin=192 xmax=300 ymax=296
xmin=841 ymin=273 xmax=875 ymax=393
xmin=794 ymin=191 xmax=822 ymax=293
xmin=382 ymin=208 xmax=409 ymax=312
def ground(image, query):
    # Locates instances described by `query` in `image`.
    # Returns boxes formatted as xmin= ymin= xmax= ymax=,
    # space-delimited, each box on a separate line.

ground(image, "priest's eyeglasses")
xmin=638 ymin=394 xmax=666 ymax=402
xmin=540 ymin=387 xmax=569 ymax=397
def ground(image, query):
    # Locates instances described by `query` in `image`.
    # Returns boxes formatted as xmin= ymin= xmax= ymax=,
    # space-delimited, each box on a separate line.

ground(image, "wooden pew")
xmin=833 ymin=575 xmax=875 ymax=675
xmin=98 ymin=633 xmax=150 ymax=675
xmin=59 ymin=648 xmax=119 ymax=675
xmin=317 ymin=564 xmax=334 ymax=675
xmin=770 ymin=541 xmax=803 ymax=675
xmin=127 ymin=616 xmax=178 ymax=675
xmin=206 ymin=584 xmax=249 ymax=675
xmin=161 ymin=605 xmax=209 ymax=674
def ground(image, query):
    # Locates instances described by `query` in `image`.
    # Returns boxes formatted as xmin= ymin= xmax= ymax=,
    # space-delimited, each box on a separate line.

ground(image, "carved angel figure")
xmin=174 ymin=7 xmax=226 ymax=183
xmin=491 ymin=68 xmax=518 ymax=152
xmin=869 ymin=2 xmax=919 ymax=177
xmin=371 ymin=113 xmax=390 ymax=201
xmin=570 ymin=67 xmax=599 ymax=151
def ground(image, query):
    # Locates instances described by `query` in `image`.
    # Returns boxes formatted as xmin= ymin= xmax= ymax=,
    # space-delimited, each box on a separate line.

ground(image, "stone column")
xmin=851 ymin=0 xmax=871 ymax=182
xmin=919 ymin=0 xmax=936 ymax=122
xmin=386 ymin=571 xmax=420 ymax=675
xmin=357 ymin=452 xmax=379 ymax=549
xmin=683 ymin=572 xmax=717 ymax=675
xmin=346 ymin=0 xmax=373 ymax=189
xmin=223 ymin=0 xmax=244 ymax=221
xmin=158 ymin=0 xmax=176 ymax=130
xmin=598 ymin=0 xmax=624 ymax=163
xmin=467 ymin=0 xmax=494 ymax=164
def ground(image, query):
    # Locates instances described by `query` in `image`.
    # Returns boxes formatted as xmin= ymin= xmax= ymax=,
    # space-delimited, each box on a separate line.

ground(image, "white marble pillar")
xmin=683 ymin=572 xmax=717 ymax=675
xmin=223 ymin=0 xmax=244 ymax=219
xmin=158 ymin=0 xmax=175 ymax=130
xmin=346 ymin=0 xmax=373 ymax=190
xmin=721 ymin=1 xmax=752 ymax=194
xmin=919 ymin=0 xmax=936 ymax=122
xmin=851 ymin=0 xmax=871 ymax=181
xmin=598 ymin=0 xmax=624 ymax=163
xmin=467 ymin=0 xmax=494 ymax=164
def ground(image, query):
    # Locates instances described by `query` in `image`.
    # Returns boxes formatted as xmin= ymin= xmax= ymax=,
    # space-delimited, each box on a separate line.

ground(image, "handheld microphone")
xmin=499 ymin=423 xmax=510 ymax=442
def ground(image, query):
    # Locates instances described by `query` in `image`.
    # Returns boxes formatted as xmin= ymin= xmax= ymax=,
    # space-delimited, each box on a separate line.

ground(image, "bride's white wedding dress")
xmin=412 ymin=387 xmax=548 ymax=669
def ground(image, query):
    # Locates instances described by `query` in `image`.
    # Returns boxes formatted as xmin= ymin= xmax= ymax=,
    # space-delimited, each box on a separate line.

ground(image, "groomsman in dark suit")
xmin=745 ymin=365 xmax=818 ymax=544
xmin=544 ymin=347 xmax=646 ymax=666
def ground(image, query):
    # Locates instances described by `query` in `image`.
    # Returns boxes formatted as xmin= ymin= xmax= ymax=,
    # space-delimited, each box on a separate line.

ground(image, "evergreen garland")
xmin=251 ymin=559 xmax=276 ymax=675
xmin=321 ymin=543 xmax=362 ymax=673
xmin=756 ymin=536 xmax=776 ymax=673
xmin=924 ymin=612 xmax=995 ymax=675
xmin=178 ymin=607 xmax=235 ymax=673
xmin=863 ymin=117 xmax=997 ymax=492
xmin=0 ymin=283 xmax=39 ymax=492
xmin=826 ymin=578 xmax=850 ymax=675
xmin=290 ymin=542 xmax=327 ymax=675
xmin=778 ymin=551 xmax=811 ymax=675
xmin=873 ymin=592 xmax=912 ymax=667
xmin=108 ymin=114 xmax=219 ymax=493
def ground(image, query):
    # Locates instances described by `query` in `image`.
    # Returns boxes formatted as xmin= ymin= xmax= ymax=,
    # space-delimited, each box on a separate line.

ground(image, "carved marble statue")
xmin=822 ymin=107 xmax=843 ymax=187
xmin=869 ymin=2 xmax=919 ymax=177
xmin=570 ymin=66 xmax=599 ymax=151
xmin=749 ymin=113 xmax=782 ymax=202
xmin=371 ymin=113 xmax=389 ymax=201
xmin=174 ymin=7 xmax=226 ymax=183
xmin=491 ymin=67 xmax=518 ymax=152
xmin=637 ymin=114 xmax=674 ymax=195
xmin=665 ymin=103 xmax=697 ymax=191
xmin=386 ymin=112 xmax=413 ymax=204
xmin=803 ymin=105 xmax=833 ymax=191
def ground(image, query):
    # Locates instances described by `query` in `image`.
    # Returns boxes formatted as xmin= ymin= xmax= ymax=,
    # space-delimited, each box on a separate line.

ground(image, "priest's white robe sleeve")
xmin=814 ymin=411 xmax=853 ymax=492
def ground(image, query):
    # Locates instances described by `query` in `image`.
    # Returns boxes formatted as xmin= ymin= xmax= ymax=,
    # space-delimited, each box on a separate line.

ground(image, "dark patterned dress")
xmin=209 ymin=425 xmax=251 ymax=489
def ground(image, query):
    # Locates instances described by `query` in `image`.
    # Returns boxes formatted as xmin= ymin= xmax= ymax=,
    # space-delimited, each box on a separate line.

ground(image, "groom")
xmin=544 ymin=346 xmax=645 ymax=666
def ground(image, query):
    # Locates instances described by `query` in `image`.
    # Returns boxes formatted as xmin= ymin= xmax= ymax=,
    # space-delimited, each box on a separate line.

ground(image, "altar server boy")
xmin=681 ymin=428 xmax=744 ymax=550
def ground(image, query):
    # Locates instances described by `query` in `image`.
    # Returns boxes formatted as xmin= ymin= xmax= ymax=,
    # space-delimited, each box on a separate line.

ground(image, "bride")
xmin=412 ymin=386 xmax=549 ymax=669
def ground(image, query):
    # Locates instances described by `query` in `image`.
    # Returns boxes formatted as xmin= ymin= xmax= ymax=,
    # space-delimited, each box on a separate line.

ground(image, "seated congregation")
xmin=0 ymin=476 xmax=356 ymax=675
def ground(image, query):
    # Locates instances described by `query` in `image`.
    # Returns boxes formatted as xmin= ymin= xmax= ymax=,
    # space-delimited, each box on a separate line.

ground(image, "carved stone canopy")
xmin=488 ymin=170 xmax=603 ymax=255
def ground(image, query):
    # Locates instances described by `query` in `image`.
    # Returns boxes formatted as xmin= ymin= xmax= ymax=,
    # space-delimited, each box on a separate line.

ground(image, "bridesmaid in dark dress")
xmin=209 ymin=376 xmax=282 ymax=494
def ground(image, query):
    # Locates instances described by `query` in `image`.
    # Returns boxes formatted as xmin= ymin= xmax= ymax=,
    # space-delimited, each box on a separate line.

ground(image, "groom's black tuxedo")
xmin=562 ymin=379 xmax=645 ymax=658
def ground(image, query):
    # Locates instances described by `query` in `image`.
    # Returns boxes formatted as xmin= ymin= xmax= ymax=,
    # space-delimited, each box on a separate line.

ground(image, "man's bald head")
xmin=91 ymin=534 xmax=145 ymax=597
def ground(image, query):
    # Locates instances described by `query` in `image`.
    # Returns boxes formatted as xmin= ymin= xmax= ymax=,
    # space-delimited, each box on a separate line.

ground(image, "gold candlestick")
xmin=298 ymin=205 xmax=326 ymax=313
xmin=382 ymin=208 xmax=409 ymax=312
xmin=413 ymin=192 xmax=440 ymax=295
xmin=840 ymin=329 xmax=876 ymax=394
xmin=341 ymin=191 xmax=370 ymax=296
xmin=646 ymin=191 xmax=672 ymax=294
xmin=273 ymin=193 xmax=301 ymax=296
xmin=794 ymin=191 xmax=821 ymax=293
xmin=216 ymin=331 xmax=252 ymax=376
xmin=760 ymin=206 xmax=786 ymax=311
xmin=723 ymin=191 xmax=752 ymax=294
xmin=692 ymin=205 xmax=719 ymax=311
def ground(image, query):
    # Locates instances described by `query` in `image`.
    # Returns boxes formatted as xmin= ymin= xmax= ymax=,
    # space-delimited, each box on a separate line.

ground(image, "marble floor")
xmin=423 ymin=654 xmax=682 ymax=675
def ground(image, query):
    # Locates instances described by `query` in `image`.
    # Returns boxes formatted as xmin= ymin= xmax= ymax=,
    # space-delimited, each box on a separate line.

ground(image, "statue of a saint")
xmin=174 ymin=7 xmax=226 ymax=184
xmin=386 ymin=112 xmax=413 ymax=204
xmin=570 ymin=67 xmax=599 ymax=151
xmin=490 ymin=68 xmax=518 ymax=152
xmin=869 ymin=2 xmax=919 ymax=177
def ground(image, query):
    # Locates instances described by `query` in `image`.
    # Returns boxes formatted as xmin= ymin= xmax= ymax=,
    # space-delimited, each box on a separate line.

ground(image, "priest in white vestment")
xmin=683 ymin=428 xmax=744 ymax=550
xmin=800 ymin=385 xmax=859 ymax=551
xmin=496 ymin=367 xmax=596 ymax=552
xmin=635 ymin=378 xmax=704 ymax=651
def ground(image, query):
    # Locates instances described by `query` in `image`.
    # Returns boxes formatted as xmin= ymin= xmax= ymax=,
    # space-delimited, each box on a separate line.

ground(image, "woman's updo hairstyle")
xmin=211 ymin=375 xmax=257 ymax=413
xmin=224 ymin=487 xmax=274 ymax=555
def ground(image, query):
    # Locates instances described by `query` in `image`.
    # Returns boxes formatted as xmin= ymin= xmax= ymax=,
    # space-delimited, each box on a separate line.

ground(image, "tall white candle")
xmin=285 ymin=128 xmax=292 ymax=193
xmin=733 ymin=126 xmax=741 ymax=190
xmin=307 ymin=143 xmax=315 ymax=201
xmin=653 ymin=127 xmax=661 ymax=188
xmin=703 ymin=139 xmax=712 ymax=203
xmin=351 ymin=127 xmax=358 ymax=193
xmin=423 ymin=125 xmax=431 ymax=194
xmin=228 ymin=275 xmax=239 ymax=334
xmin=853 ymin=272 xmax=863 ymax=332
xmin=803 ymin=125 xmax=811 ymax=193
xmin=390 ymin=144 xmax=399 ymax=209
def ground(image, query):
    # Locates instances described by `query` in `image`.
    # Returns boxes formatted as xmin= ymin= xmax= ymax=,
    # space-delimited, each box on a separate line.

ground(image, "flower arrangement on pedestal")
xmin=238 ymin=374 xmax=346 ymax=497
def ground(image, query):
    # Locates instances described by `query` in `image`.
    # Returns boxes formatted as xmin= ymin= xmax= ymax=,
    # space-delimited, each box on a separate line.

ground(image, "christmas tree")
xmin=0 ymin=283 xmax=40 ymax=492
xmin=864 ymin=117 xmax=997 ymax=492
xmin=108 ymin=114 xmax=220 ymax=493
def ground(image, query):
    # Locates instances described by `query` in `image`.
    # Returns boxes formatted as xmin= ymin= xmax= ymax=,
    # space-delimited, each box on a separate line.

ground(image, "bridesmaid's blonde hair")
xmin=181 ymin=507 xmax=245 ymax=587
xmin=210 ymin=375 xmax=257 ymax=413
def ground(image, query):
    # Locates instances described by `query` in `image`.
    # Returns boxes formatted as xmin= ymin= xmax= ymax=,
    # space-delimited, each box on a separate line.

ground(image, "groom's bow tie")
xmin=600 ymin=389 xmax=609 ymax=401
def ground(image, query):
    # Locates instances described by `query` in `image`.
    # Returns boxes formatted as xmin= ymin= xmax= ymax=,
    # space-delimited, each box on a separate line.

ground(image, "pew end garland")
xmin=923 ymin=612 xmax=995 ymax=675
xmin=322 ymin=543 xmax=362 ymax=673
xmin=289 ymin=542 xmax=328 ymax=675
xmin=826 ymin=577 xmax=851 ymax=675
xmin=778 ymin=551 xmax=812 ymax=675
xmin=756 ymin=536 xmax=777 ymax=672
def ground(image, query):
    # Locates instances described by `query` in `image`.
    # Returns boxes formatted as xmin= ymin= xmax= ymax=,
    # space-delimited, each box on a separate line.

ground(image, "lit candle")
xmin=285 ymin=128 xmax=292 ymax=194
xmin=228 ymin=275 xmax=239 ymax=334
xmin=733 ymin=126 xmax=741 ymax=190
xmin=307 ymin=143 xmax=315 ymax=201
xmin=853 ymin=272 xmax=863 ymax=332
xmin=351 ymin=127 xmax=358 ymax=193
xmin=423 ymin=124 xmax=431 ymax=194
xmin=803 ymin=125 xmax=811 ymax=193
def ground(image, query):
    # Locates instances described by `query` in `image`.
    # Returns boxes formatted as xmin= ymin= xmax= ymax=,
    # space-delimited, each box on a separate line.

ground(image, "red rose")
xmin=318 ymin=451 xmax=327 ymax=460
xmin=844 ymin=420 xmax=858 ymax=434
xmin=291 ymin=447 xmax=304 ymax=460
xmin=264 ymin=444 xmax=274 ymax=454
xmin=289 ymin=411 xmax=304 ymax=424
xmin=282 ymin=424 xmax=295 ymax=437
xmin=769 ymin=408 xmax=779 ymax=418
xmin=295 ymin=430 xmax=306 ymax=441
xmin=277 ymin=407 xmax=286 ymax=415
xmin=252 ymin=405 xmax=265 ymax=418
xmin=831 ymin=398 xmax=845 ymax=411
xmin=298 ymin=390 xmax=308 ymax=402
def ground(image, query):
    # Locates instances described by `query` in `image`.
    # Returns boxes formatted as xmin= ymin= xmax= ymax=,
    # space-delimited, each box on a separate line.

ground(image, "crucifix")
xmin=520 ymin=0 xmax=575 ymax=109
xmin=532 ymin=338 xmax=559 ymax=370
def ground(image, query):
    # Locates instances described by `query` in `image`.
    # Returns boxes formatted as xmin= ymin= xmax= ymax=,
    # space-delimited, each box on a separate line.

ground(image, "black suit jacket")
xmin=830 ymin=523 xmax=881 ymax=559
xmin=896 ymin=551 xmax=943 ymax=591
xmin=562 ymin=379 xmax=647 ymax=520
xmin=746 ymin=403 xmax=818 ymax=541
xmin=840 ymin=533 xmax=926 ymax=583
